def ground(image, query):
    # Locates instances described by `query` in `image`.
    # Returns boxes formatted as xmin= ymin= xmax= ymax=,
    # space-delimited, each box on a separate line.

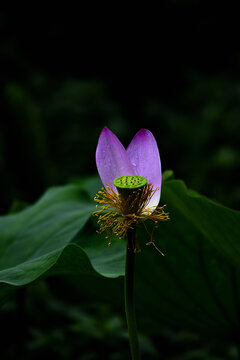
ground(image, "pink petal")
xmin=127 ymin=129 xmax=162 ymax=208
xmin=96 ymin=127 xmax=135 ymax=191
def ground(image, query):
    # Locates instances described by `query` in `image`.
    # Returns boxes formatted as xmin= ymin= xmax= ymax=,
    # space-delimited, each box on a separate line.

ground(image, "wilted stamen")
xmin=93 ymin=175 xmax=169 ymax=252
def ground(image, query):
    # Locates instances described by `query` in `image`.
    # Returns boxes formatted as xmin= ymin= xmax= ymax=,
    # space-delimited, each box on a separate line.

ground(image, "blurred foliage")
xmin=1 ymin=277 xmax=238 ymax=360
xmin=1 ymin=73 xmax=240 ymax=213
xmin=1 ymin=8 xmax=240 ymax=213
xmin=144 ymin=73 xmax=240 ymax=209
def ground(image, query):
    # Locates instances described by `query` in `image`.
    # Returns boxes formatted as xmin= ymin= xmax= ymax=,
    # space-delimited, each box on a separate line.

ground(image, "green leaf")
xmin=132 ymin=179 xmax=240 ymax=338
xmin=0 ymin=182 xmax=125 ymax=289
xmin=163 ymin=180 xmax=240 ymax=268
xmin=0 ymin=185 xmax=93 ymax=286
xmin=0 ymin=174 xmax=240 ymax=340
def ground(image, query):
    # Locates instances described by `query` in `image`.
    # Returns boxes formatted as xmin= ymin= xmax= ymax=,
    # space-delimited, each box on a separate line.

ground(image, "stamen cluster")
xmin=93 ymin=183 xmax=169 ymax=248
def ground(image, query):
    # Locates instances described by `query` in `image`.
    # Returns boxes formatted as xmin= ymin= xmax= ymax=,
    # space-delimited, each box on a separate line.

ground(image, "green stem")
xmin=124 ymin=228 xmax=141 ymax=360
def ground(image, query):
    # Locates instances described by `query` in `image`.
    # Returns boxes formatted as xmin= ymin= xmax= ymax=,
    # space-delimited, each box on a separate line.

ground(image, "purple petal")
xmin=127 ymin=129 xmax=162 ymax=208
xmin=96 ymin=127 xmax=136 ymax=191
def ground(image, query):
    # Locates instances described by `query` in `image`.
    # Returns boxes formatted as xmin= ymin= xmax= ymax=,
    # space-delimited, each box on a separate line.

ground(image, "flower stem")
xmin=124 ymin=227 xmax=141 ymax=360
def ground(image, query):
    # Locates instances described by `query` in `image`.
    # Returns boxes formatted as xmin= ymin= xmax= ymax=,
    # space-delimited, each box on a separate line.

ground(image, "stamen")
xmin=93 ymin=178 xmax=169 ymax=253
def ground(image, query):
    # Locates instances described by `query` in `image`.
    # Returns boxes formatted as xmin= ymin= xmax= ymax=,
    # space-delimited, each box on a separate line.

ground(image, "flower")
xmin=93 ymin=127 xmax=169 ymax=253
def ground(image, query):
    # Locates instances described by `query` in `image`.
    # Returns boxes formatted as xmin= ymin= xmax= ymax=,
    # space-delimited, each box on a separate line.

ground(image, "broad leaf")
xmin=0 ymin=175 xmax=240 ymax=340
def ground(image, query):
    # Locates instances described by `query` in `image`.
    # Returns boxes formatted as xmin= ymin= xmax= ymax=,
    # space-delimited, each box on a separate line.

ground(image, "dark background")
xmin=0 ymin=6 xmax=240 ymax=359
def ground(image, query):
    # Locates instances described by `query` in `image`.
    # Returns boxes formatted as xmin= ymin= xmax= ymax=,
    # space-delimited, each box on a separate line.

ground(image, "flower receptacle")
xmin=113 ymin=175 xmax=147 ymax=216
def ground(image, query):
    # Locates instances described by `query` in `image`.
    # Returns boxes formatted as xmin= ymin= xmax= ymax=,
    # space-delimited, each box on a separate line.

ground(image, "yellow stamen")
xmin=93 ymin=183 xmax=169 ymax=252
